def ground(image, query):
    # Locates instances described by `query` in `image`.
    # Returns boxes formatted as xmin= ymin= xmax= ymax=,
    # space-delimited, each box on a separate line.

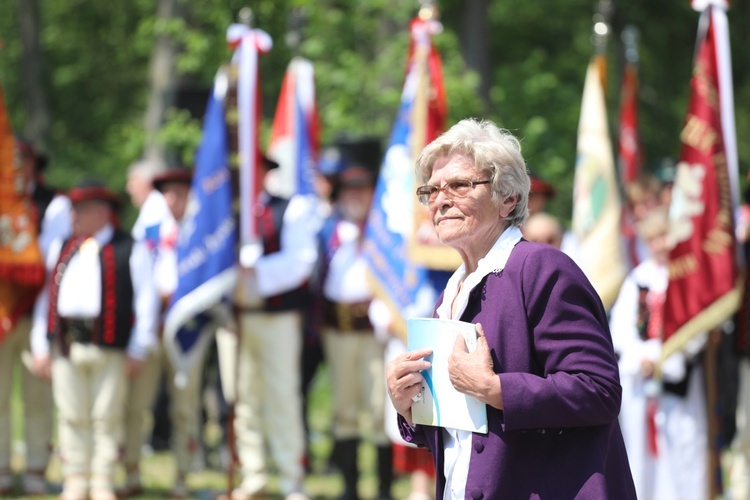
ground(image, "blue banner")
xmin=163 ymin=89 xmax=237 ymax=377
xmin=362 ymin=98 xmax=449 ymax=334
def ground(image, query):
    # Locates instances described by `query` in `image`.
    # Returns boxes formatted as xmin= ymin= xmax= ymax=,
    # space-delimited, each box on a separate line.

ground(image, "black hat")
xmin=152 ymin=166 xmax=193 ymax=192
xmin=336 ymin=137 xmax=382 ymax=174
xmin=68 ymin=179 xmax=122 ymax=209
xmin=333 ymin=137 xmax=381 ymax=191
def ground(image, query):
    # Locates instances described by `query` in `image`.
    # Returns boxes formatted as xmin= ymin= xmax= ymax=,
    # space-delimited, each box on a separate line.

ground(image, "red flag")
xmin=618 ymin=62 xmax=641 ymax=186
xmin=661 ymin=5 xmax=740 ymax=360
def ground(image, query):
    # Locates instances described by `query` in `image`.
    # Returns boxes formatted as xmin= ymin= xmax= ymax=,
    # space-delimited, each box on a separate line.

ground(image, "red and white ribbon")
xmin=226 ymin=24 xmax=272 ymax=244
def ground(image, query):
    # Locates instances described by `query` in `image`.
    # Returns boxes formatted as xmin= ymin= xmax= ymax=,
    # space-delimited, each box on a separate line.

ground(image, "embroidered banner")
xmin=361 ymin=7 xmax=450 ymax=337
xmin=0 ymin=85 xmax=44 ymax=343
xmin=163 ymin=88 xmax=237 ymax=384
xmin=571 ymin=55 xmax=628 ymax=309
xmin=662 ymin=3 xmax=740 ymax=360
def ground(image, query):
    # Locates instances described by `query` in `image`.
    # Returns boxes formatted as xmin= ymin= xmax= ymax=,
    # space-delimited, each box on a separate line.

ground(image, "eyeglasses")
xmin=415 ymin=179 xmax=492 ymax=206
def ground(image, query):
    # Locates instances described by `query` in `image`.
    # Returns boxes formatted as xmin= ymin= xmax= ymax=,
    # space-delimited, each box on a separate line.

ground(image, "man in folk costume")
xmin=316 ymin=139 xmax=393 ymax=500
xmin=154 ymin=166 xmax=224 ymax=498
xmin=231 ymin=156 xmax=320 ymax=500
xmin=609 ymin=207 xmax=708 ymax=499
xmin=0 ymin=138 xmax=71 ymax=496
xmin=120 ymin=158 xmax=171 ymax=498
xmin=122 ymin=166 xmax=207 ymax=498
xmin=30 ymin=180 xmax=159 ymax=500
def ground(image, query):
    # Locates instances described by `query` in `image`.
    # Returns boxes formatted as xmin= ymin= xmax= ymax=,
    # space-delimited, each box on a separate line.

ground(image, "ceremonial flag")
xmin=661 ymin=0 xmax=740 ymax=361
xmin=618 ymin=53 xmax=642 ymax=186
xmin=0 ymin=85 xmax=45 ymax=343
xmin=362 ymin=7 xmax=449 ymax=336
xmin=267 ymin=57 xmax=320 ymax=197
xmin=571 ymin=55 xmax=628 ymax=310
xmin=162 ymin=88 xmax=237 ymax=384
xmin=618 ymin=37 xmax=644 ymax=269
xmin=226 ymin=24 xmax=272 ymax=245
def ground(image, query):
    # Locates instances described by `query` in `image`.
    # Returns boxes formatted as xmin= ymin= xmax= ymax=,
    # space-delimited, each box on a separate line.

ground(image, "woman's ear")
xmin=500 ymin=194 xmax=519 ymax=218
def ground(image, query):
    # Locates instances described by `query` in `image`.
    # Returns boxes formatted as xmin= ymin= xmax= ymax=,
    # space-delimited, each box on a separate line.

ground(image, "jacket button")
xmin=473 ymin=441 xmax=484 ymax=453
xmin=471 ymin=488 xmax=483 ymax=499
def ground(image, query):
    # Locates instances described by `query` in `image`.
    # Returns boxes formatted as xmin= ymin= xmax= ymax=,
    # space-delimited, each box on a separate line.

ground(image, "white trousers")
xmin=322 ymin=328 xmax=388 ymax=444
xmin=122 ymin=340 xmax=208 ymax=477
xmin=52 ymin=343 xmax=127 ymax=490
xmin=235 ymin=310 xmax=305 ymax=496
xmin=122 ymin=345 xmax=163 ymax=470
xmin=0 ymin=316 xmax=53 ymax=472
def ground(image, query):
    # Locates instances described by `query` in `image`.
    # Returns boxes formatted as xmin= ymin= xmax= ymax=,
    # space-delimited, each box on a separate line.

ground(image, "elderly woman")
xmin=386 ymin=119 xmax=636 ymax=499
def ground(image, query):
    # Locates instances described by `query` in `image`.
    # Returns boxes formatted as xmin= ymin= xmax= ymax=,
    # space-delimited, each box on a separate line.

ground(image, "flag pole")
xmin=225 ymin=9 xmax=253 ymax=496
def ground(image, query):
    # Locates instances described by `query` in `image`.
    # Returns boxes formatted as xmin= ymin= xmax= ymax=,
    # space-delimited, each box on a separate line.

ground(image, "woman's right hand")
xmin=386 ymin=348 xmax=432 ymax=426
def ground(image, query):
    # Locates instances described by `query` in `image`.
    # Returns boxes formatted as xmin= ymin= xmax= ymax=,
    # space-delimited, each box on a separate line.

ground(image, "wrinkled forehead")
xmin=427 ymin=154 xmax=482 ymax=180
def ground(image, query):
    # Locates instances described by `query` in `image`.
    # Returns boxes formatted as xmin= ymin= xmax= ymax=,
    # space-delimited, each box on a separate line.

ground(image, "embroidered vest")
xmin=47 ymin=230 xmax=135 ymax=349
xmin=258 ymin=195 xmax=310 ymax=312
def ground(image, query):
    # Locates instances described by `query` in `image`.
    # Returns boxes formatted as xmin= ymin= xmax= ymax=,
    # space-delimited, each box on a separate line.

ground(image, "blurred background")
xmin=0 ymin=0 xmax=749 ymax=227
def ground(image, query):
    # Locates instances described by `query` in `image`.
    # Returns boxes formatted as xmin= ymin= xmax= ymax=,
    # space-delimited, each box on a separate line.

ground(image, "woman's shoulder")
xmin=510 ymin=239 xmax=580 ymax=272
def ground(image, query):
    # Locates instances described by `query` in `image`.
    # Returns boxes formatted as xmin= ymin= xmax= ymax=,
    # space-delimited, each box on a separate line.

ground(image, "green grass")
xmin=4 ymin=363 xmax=413 ymax=499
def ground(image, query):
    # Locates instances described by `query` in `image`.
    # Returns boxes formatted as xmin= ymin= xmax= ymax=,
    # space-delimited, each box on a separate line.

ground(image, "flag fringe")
xmin=658 ymin=275 xmax=742 ymax=373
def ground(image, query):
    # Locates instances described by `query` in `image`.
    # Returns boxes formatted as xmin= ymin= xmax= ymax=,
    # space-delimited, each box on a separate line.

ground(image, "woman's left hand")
xmin=448 ymin=323 xmax=503 ymax=409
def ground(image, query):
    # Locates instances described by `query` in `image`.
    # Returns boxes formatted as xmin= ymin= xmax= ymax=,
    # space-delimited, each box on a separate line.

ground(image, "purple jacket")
xmin=399 ymin=241 xmax=636 ymax=499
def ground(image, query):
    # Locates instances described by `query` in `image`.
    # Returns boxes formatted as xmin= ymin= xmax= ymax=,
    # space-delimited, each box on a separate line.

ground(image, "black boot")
xmin=333 ymin=438 xmax=360 ymax=500
xmin=376 ymin=444 xmax=393 ymax=500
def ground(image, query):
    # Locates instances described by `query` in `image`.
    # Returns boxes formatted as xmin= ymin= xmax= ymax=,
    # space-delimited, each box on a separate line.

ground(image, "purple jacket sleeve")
xmin=499 ymin=248 xmax=622 ymax=431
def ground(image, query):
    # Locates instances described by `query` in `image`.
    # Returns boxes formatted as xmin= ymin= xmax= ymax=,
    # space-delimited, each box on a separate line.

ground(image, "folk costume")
xmin=316 ymin=144 xmax=393 ymax=500
xmin=610 ymin=258 xmax=708 ymax=500
xmin=30 ymin=182 xmax=159 ymax=500
xmin=122 ymin=167 xmax=205 ymax=498
xmin=233 ymin=190 xmax=319 ymax=500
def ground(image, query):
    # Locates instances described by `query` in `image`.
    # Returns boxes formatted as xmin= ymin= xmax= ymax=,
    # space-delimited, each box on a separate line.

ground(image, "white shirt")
xmin=152 ymin=214 xmax=179 ymax=298
xmin=131 ymin=189 xmax=170 ymax=242
xmin=31 ymin=223 xmax=160 ymax=359
xmin=252 ymin=194 xmax=321 ymax=297
xmin=436 ymin=226 xmax=523 ymax=500
xmin=323 ymin=219 xmax=371 ymax=303
xmin=37 ymin=195 xmax=72 ymax=259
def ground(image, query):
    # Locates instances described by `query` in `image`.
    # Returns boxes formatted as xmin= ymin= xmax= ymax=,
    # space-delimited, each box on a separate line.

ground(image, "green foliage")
xmin=0 ymin=0 xmax=749 ymax=223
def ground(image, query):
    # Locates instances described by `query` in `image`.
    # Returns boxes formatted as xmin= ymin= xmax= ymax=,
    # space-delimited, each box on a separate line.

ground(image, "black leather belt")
xmin=60 ymin=317 xmax=97 ymax=344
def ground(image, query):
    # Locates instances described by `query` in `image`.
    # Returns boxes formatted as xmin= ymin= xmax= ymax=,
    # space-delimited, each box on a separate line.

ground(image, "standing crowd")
xmin=2 ymin=116 xmax=750 ymax=500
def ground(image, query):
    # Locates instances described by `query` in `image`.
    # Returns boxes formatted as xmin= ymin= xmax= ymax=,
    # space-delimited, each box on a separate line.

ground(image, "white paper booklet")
xmin=407 ymin=318 xmax=488 ymax=434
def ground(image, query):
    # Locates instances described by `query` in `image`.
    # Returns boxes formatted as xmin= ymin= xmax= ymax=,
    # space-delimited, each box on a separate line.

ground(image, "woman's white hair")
xmin=415 ymin=118 xmax=530 ymax=227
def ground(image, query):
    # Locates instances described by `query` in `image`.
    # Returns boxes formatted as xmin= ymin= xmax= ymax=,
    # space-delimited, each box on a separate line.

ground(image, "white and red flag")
xmin=661 ymin=0 xmax=740 ymax=361
xmin=226 ymin=24 xmax=272 ymax=244
xmin=267 ymin=57 xmax=320 ymax=197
